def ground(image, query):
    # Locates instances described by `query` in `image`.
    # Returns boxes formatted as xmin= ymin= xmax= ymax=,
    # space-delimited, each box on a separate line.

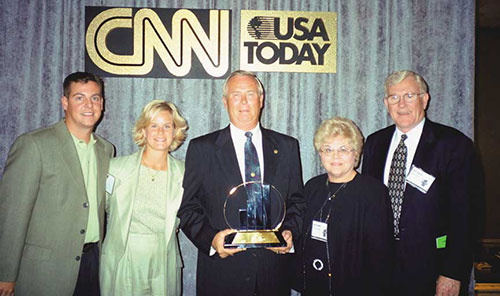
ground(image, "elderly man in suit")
xmin=0 ymin=72 xmax=114 ymax=296
xmin=362 ymin=70 xmax=483 ymax=296
xmin=178 ymin=70 xmax=305 ymax=296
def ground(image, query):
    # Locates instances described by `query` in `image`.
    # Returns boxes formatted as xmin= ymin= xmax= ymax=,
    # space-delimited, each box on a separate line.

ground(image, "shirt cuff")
xmin=209 ymin=246 xmax=216 ymax=256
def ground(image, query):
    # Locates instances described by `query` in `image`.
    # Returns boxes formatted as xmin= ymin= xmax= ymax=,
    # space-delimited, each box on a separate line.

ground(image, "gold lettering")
xmin=86 ymin=8 xmax=230 ymax=77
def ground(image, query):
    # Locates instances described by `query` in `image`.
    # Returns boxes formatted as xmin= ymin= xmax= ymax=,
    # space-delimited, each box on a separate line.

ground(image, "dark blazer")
xmin=177 ymin=126 xmax=304 ymax=296
xmin=0 ymin=120 xmax=114 ymax=296
xmin=362 ymin=119 xmax=483 ymax=295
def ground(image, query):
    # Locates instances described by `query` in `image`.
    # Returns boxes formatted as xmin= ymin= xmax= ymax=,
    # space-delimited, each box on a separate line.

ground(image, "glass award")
xmin=223 ymin=181 xmax=287 ymax=248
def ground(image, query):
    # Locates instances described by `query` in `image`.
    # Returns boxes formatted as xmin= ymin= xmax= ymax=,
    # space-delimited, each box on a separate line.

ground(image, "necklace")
xmin=319 ymin=181 xmax=347 ymax=222
xmin=327 ymin=180 xmax=347 ymax=200
xmin=144 ymin=165 xmax=161 ymax=182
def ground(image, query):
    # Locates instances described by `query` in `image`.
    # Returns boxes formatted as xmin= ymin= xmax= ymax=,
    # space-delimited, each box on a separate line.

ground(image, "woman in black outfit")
xmin=297 ymin=117 xmax=394 ymax=296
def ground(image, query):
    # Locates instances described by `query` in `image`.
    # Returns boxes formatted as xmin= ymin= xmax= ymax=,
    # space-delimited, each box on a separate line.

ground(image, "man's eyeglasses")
xmin=319 ymin=146 xmax=355 ymax=157
xmin=385 ymin=93 xmax=424 ymax=105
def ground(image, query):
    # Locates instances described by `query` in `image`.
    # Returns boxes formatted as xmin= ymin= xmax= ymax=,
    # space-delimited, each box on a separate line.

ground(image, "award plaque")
xmin=223 ymin=181 xmax=287 ymax=248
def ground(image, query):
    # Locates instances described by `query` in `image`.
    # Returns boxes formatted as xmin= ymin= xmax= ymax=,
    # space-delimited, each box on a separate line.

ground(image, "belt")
xmin=82 ymin=242 xmax=98 ymax=253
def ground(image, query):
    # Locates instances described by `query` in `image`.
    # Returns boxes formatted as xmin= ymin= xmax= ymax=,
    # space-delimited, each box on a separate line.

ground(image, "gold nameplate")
xmin=232 ymin=231 xmax=280 ymax=244
xmin=224 ymin=230 xmax=286 ymax=248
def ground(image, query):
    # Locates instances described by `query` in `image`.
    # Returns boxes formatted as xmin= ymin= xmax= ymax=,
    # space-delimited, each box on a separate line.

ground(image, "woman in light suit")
xmin=100 ymin=100 xmax=188 ymax=295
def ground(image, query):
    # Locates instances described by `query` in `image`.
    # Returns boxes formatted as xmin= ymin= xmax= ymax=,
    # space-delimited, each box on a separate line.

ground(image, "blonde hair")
xmin=384 ymin=70 xmax=428 ymax=96
xmin=133 ymin=100 xmax=188 ymax=151
xmin=313 ymin=117 xmax=364 ymax=166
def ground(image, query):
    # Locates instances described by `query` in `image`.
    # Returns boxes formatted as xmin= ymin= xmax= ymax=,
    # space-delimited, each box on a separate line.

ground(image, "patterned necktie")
xmin=244 ymin=132 xmax=265 ymax=229
xmin=244 ymin=132 xmax=261 ymax=182
xmin=388 ymin=134 xmax=408 ymax=237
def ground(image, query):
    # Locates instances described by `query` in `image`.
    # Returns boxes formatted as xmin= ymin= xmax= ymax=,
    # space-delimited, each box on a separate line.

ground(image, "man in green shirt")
xmin=0 ymin=72 xmax=114 ymax=296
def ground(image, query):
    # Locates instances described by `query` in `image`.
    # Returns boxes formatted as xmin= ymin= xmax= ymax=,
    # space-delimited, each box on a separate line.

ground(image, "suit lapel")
xmin=117 ymin=150 xmax=143 ymax=246
xmin=261 ymin=128 xmax=279 ymax=185
xmin=164 ymin=155 xmax=183 ymax=245
xmin=94 ymin=138 xmax=108 ymax=205
xmin=215 ymin=126 xmax=243 ymax=186
xmin=54 ymin=120 xmax=87 ymax=201
xmin=411 ymin=120 xmax=436 ymax=171
xmin=213 ymin=126 xmax=280 ymax=186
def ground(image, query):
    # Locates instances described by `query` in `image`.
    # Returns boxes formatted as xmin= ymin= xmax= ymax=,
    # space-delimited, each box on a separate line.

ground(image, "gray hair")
xmin=384 ymin=70 xmax=428 ymax=96
xmin=222 ymin=70 xmax=264 ymax=97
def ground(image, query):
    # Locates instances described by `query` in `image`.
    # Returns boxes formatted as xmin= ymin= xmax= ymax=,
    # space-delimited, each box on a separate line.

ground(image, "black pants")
xmin=73 ymin=243 xmax=100 ymax=296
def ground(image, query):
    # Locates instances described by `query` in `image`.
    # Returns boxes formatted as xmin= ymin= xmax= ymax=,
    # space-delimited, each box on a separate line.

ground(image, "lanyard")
xmin=302 ymin=179 xmax=348 ymax=295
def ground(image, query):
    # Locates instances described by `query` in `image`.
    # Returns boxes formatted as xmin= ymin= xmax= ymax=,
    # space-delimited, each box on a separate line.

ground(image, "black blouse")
xmin=297 ymin=173 xmax=394 ymax=296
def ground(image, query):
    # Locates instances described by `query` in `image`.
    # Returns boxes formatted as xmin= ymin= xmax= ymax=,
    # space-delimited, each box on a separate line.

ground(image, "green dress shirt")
xmin=71 ymin=133 xmax=99 ymax=243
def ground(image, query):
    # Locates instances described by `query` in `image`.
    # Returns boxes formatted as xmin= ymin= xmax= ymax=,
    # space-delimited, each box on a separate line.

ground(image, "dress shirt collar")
xmin=71 ymin=133 xmax=96 ymax=148
xmin=229 ymin=123 xmax=264 ymax=182
xmin=383 ymin=118 xmax=425 ymax=185
xmin=229 ymin=123 xmax=261 ymax=141
xmin=393 ymin=118 xmax=425 ymax=146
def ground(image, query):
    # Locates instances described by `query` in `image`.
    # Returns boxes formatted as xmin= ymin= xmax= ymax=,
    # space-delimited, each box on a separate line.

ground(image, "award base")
xmin=224 ymin=230 xmax=287 ymax=249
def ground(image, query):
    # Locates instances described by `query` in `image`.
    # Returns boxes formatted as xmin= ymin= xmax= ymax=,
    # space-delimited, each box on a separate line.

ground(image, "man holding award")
xmin=178 ymin=70 xmax=305 ymax=296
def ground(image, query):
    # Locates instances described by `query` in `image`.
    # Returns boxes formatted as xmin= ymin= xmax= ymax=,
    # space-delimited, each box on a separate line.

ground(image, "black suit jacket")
xmin=178 ymin=126 xmax=305 ymax=296
xmin=362 ymin=119 xmax=483 ymax=295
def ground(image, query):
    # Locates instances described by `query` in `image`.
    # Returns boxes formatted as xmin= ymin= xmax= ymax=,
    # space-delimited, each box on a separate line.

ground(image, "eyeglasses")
xmin=385 ymin=93 xmax=424 ymax=105
xmin=319 ymin=146 xmax=355 ymax=157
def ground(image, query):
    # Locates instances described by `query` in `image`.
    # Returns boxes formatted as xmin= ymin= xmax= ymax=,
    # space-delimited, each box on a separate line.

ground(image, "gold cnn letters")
xmin=85 ymin=8 xmax=230 ymax=77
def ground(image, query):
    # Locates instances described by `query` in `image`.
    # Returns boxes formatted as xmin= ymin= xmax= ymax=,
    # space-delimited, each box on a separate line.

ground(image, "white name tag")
xmin=407 ymin=165 xmax=435 ymax=194
xmin=311 ymin=220 xmax=328 ymax=242
xmin=106 ymin=174 xmax=115 ymax=195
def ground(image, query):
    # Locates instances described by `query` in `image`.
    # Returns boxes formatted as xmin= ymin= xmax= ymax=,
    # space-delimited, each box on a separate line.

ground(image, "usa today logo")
xmin=240 ymin=10 xmax=337 ymax=73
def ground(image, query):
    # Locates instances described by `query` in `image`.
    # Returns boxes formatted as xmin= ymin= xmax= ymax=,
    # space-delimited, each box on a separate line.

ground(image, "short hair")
xmin=313 ymin=117 xmax=364 ymax=167
xmin=63 ymin=72 xmax=104 ymax=97
xmin=222 ymin=70 xmax=264 ymax=97
xmin=384 ymin=70 xmax=428 ymax=96
xmin=133 ymin=100 xmax=188 ymax=151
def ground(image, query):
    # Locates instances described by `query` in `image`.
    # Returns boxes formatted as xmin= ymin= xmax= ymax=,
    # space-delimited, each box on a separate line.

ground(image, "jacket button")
xmin=80 ymin=229 xmax=86 ymax=234
xmin=75 ymin=256 xmax=81 ymax=261
xmin=83 ymin=203 xmax=89 ymax=208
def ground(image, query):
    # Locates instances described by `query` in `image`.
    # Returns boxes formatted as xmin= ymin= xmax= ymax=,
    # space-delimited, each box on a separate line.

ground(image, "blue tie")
xmin=245 ymin=132 xmax=261 ymax=182
xmin=244 ymin=132 xmax=269 ymax=229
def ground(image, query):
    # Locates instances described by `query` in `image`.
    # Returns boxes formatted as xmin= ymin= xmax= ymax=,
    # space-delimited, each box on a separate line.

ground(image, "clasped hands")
xmin=211 ymin=229 xmax=293 ymax=259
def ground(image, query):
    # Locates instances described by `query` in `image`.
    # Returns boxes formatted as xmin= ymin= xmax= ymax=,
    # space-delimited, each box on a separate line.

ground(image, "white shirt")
xmin=383 ymin=118 xmax=425 ymax=186
xmin=229 ymin=123 xmax=265 ymax=182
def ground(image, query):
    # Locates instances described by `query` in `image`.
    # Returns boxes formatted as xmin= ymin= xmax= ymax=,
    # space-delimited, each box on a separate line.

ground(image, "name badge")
xmin=407 ymin=165 xmax=435 ymax=194
xmin=106 ymin=174 xmax=115 ymax=195
xmin=311 ymin=220 xmax=328 ymax=242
